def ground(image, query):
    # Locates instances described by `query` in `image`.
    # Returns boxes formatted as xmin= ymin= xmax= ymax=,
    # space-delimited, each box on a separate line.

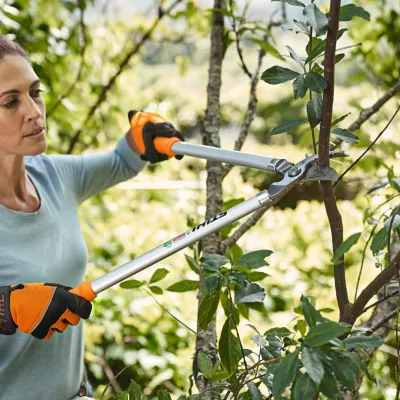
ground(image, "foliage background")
xmin=1 ymin=0 xmax=399 ymax=398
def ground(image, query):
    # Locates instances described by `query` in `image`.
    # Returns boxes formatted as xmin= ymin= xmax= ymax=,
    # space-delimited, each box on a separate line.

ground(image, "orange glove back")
xmin=128 ymin=110 xmax=184 ymax=163
xmin=0 ymin=283 xmax=92 ymax=340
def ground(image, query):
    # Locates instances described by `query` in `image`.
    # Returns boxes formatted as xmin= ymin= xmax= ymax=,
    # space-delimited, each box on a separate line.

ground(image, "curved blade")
xmin=302 ymin=165 xmax=338 ymax=182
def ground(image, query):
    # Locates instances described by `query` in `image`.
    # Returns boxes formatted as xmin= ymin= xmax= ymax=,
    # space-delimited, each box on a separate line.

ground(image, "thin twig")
xmin=355 ymin=226 xmax=376 ymax=301
xmin=228 ymin=0 xmax=252 ymax=78
xmin=330 ymin=78 xmax=400 ymax=150
xmin=370 ymin=308 xmax=399 ymax=333
xmin=100 ymin=363 xmax=130 ymax=399
xmin=334 ymin=106 xmax=400 ymax=187
xmin=362 ymin=290 xmax=400 ymax=314
xmin=351 ymin=250 xmax=400 ymax=323
xmin=142 ymin=288 xmax=196 ymax=334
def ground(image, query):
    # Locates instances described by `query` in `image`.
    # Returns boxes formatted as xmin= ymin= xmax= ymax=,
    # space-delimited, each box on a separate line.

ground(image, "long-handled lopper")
xmin=71 ymin=138 xmax=346 ymax=301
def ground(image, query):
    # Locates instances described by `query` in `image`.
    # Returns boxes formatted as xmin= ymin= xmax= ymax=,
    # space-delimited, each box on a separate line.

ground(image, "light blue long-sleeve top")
xmin=0 ymin=136 xmax=146 ymax=400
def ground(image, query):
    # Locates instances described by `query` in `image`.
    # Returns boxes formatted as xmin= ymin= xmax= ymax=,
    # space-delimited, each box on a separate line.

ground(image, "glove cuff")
xmin=0 ymin=286 xmax=18 ymax=335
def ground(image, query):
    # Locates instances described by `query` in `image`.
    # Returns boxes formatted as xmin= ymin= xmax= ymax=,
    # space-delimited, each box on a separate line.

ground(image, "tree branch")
xmin=334 ymin=106 xmax=400 ymax=187
xmin=47 ymin=0 xmax=87 ymax=118
xmin=220 ymin=207 xmax=268 ymax=254
xmin=228 ymin=0 xmax=252 ymax=78
xmin=318 ymin=0 xmax=351 ymax=319
xmin=66 ymin=0 xmax=183 ymax=154
xmin=330 ymin=78 xmax=400 ymax=150
xmin=349 ymin=250 xmax=400 ymax=324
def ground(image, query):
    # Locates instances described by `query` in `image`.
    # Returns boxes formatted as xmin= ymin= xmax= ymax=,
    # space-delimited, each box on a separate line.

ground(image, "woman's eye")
xmin=31 ymin=89 xmax=43 ymax=98
xmin=4 ymin=99 xmax=19 ymax=109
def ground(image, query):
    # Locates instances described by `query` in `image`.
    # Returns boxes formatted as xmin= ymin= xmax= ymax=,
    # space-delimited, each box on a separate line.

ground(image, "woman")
xmin=0 ymin=35 xmax=183 ymax=399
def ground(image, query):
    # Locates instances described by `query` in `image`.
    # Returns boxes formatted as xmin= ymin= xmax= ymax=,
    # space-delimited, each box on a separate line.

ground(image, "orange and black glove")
xmin=0 ymin=283 xmax=92 ymax=340
xmin=128 ymin=110 xmax=184 ymax=163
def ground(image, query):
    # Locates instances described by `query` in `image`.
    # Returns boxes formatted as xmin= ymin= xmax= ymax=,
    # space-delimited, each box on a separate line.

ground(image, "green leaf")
xmin=286 ymin=45 xmax=304 ymax=69
xmin=304 ymin=321 xmax=349 ymax=346
xmin=305 ymin=40 xmax=326 ymax=64
xmin=304 ymin=72 xmax=327 ymax=93
xmin=261 ymin=66 xmax=300 ymax=85
xmin=149 ymin=285 xmax=163 ymax=295
xmin=305 ymin=29 xmax=347 ymax=64
xmin=236 ymin=250 xmax=273 ymax=269
xmin=331 ymin=128 xmax=359 ymax=144
xmin=117 ymin=393 xmax=129 ymax=400
xmin=268 ymin=119 xmax=307 ymax=136
xmin=331 ymin=112 xmax=351 ymax=127
xmin=291 ymin=372 xmax=317 ymax=400
xmin=218 ymin=318 xmax=242 ymax=375
xmin=371 ymin=228 xmax=389 ymax=256
xmin=235 ymin=282 xmax=265 ymax=304
xmin=185 ymin=254 xmax=200 ymax=274
xmin=247 ymin=382 xmax=262 ymax=400
xmin=248 ymin=271 xmax=269 ymax=282
xmin=326 ymin=352 xmax=359 ymax=390
xmin=384 ymin=214 xmax=400 ymax=230
xmin=306 ymin=37 xmax=323 ymax=56
xmin=272 ymin=349 xmax=300 ymax=399
xmin=343 ymin=334 xmax=384 ymax=349
xmin=306 ymin=93 xmax=322 ymax=128
xmin=294 ymin=19 xmax=309 ymax=34
xmin=198 ymin=290 xmax=220 ymax=331
xmin=319 ymin=371 xmax=341 ymax=400
xmin=301 ymin=295 xmax=325 ymax=328
xmin=302 ymin=347 xmax=325 ymax=385
xmin=344 ymin=352 xmax=376 ymax=384
xmin=150 ymin=268 xmax=169 ymax=284
xmin=120 ymin=279 xmax=145 ymax=289
xmin=294 ymin=319 xmax=307 ymax=335
xmin=203 ymin=275 xmax=220 ymax=294
xmin=201 ymin=253 xmax=230 ymax=272
xmin=339 ymin=4 xmax=370 ymax=21
xmin=332 ymin=232 xmax=362 ymax=264
xmin=271 ymin=0 xmax=305 ymax=7
xmin=248 ymin=38 xmax=285 ymax=61
xmin=293 ymin=75 xmax=308 ymax=99
xmin=157 ymin=390 xmax=172 ymax=400
xmin=265 ymin=327 xmax=293 ymax=337
xmin=166 ymin=280 xmax=199 ymax=292
xmin=127 ymin=380 xmax=143 ymax=400
xmin=252 ymin=334 xmax=267 ymax=347
xmin=197 ymin=351 xmax=213 ymax=377
xmin=312 ymin=63 xmax=324 ymax=74
xmin=210 ymin=361 xmax=231 ymax=382
xmin=322 ymin=53 xmax=346 ymax=67
xmin=303 ymin=3 xmax=328 ymax=36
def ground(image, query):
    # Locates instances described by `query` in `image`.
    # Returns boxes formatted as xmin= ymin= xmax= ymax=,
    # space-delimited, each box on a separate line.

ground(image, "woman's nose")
xmin=24 ymin=97 xmax=42 ymax=121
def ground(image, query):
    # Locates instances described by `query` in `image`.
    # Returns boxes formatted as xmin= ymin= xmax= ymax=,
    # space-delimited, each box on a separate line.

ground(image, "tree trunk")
xmin=193 ymin=1 xmax=225 ymax=399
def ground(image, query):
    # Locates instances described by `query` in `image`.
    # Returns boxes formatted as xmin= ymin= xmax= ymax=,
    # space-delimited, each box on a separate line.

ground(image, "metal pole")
xmin=91 ymin=190 xmax=272 ymax=294
xmin=170 ymin=142 xmax=293 ymax=173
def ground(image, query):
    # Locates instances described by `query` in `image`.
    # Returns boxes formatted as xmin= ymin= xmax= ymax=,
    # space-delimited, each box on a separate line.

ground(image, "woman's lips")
xmin=25 ymin=128 xmax=45 ymax=138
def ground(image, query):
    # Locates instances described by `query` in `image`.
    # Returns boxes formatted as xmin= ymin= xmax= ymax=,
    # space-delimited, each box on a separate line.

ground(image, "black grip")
xmin=0 ymin=286 xmax=17 ymax=335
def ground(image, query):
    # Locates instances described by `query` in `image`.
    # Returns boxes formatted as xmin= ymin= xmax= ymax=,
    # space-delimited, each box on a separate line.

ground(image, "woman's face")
xmin=0 ymin=55 xmax=46 ymax=157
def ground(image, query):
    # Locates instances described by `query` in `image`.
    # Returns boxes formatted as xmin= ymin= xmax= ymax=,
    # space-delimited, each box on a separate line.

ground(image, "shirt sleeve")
xmin=50 ymin=135 xmax=147 ymax=204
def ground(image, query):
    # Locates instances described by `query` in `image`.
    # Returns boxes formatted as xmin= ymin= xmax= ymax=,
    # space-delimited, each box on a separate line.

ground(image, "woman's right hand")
xmin=0 ymin=283 xmax=92 ymax=340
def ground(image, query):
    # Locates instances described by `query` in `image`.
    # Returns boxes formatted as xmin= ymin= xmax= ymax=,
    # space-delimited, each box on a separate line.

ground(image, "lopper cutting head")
xmin=267 ymin=151 xmax=348 ymax=202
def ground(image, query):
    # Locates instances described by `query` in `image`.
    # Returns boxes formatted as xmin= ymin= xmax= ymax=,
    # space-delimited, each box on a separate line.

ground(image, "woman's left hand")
xmin=128 ymin=110 xmax=184 ymax=163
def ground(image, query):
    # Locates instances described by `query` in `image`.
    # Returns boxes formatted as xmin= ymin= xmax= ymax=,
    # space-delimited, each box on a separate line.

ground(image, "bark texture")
xmin=194 ymin=2 xmax=225 ymax=398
